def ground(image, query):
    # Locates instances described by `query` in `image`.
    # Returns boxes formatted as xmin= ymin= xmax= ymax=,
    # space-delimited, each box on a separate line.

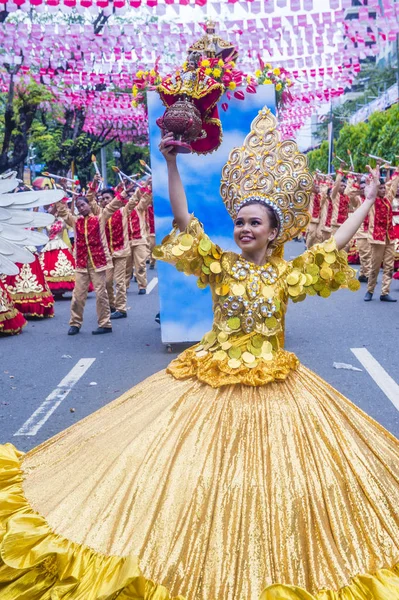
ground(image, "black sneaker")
xmin=155 ymin=312 xmax=161 ymax=324
xmin=380 ymin=294 xmax=397 ymax=302
xmin=68 ymin=326 xmax=80 ymax=335
xmin=92 ymin=327 xmax=112 ymax=335
xmin=138 ymin=289 xmax=146 ymax=295
xmin=110 ymin=306 xmax=116 ymax=313
xmin=110 ymin=310 xmax=127 ymax=319
xmin=364 ymin=292 xmax=373 ymax=302
xmin=358 ymin=275 xmax=368 ymax=283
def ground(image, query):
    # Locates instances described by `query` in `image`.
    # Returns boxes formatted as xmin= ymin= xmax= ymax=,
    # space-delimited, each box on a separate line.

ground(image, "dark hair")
xmin=76 ymin=196 xmax=89 ymax=204
xmin=237 ymin=199 xmax=279 ymax=231
xmin=101 ymin=188 xmax=115 ymax=197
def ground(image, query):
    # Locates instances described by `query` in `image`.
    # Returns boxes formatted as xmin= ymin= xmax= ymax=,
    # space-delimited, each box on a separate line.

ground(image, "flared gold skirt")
xmin=1 ymin=365 xmax=399 ymax=599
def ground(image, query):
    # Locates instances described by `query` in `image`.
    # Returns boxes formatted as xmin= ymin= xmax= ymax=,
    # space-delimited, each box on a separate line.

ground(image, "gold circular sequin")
xmin=319 ymin=287 xmax=331 ymax=298
xmin=252 ymin=334 xmax=264 ymax=349
xmin=232 ymin=283 xmax=246 ymax=296
xmin=227 ymin=317 xmax=241 ymax=330
xmin=348 ymin=279 xmax=361 ymax=291
xmin=261 ymin=284 xmax=275 ymax=298
xmin=228 ymin=346 xmax=242 ymax=359
xmin=210 ymin=262 xmax=222 ymax=274
xmin=304 ymin=274 xmax=313 ymax=286
xmin=180 ymin=234 xmax=194 ymax=247
xmin=228 ymin=358 xmax=242 ymax=369
xmin=204 ymin=331 xmax=217 ymax=344
xmin=324 ymin=253 xmax=336 ymax=265
xmin=265 ymin=316 xmax=277 ymax=328
xmin=262 ymin=341 xmax=272 ymax=353
xmin=215 ymin=284 xmax=230 ymax=296
xmin=217 ymin=332 xmax=229 ymax=343
xmin=213 ymin=350 xmax=228 ymax=361
xmin=196 ymin=350 xmax=208 ymax=358
xmin=320 ymin=267 xmax=333 ymax=280
xmin=221 ymin=341 xmax=232 ymax=350
xmin=249 ymin=345 xmax=262 ymax=357
xmin=242 ymin=351 xmax=256 ymax=363
xmin=306 ymin=264 xmax=319 ymax=276
xmin=288 ymin=285 xmax=301 ymax=297
xmin=334 ymin=272 xmax=346 ymax=284
xmin=299 ymin=273 xmax=307 ymax=286
xmin=261 ymin=352 xmax=273 ymax=361
xmin=172 ymin=246 xmax=184 ymax=257
xmin=287 ymin=272 xmax=300 ymax=286
xmin=324 ymin=238 xmax=336 ymax=252
xmin=199 ymin=238 xmax=212 ymax=252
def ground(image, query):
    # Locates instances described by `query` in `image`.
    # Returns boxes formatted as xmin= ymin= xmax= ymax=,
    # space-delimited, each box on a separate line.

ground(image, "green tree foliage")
xmin=0 ymin=78 xmax=53 ymax=174
xmin=307 ymin=103 xmax=399 ymax=174
xmin=307 ymin=141 xmax=329 ymax=173
xmin=315 ymin=65 xmax=397 ymax=142
xmin=334 ymin=122 xmax=370 ymax=172
xmin=374 ymin=104 xmax=399 ymax=161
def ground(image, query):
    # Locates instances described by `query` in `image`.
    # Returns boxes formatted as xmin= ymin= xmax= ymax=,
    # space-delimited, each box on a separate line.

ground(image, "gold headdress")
xmin=220 ymin=108 xmax=312 ymax=245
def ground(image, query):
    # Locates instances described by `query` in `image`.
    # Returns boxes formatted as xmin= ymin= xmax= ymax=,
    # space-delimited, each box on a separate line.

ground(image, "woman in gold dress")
xmin=1 ymin=109 xmax=399 ymax=600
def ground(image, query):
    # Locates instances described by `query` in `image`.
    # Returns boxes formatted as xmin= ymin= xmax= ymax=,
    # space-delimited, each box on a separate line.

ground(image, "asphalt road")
xmin=1 ymin=240 xmax=399 ymax=453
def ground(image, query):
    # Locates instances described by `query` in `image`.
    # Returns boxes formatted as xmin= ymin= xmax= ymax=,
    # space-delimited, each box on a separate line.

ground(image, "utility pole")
xmin=396 ymin=32 xmax=399 ymax=103
xmin=327 ymin=101 xmax=334 ymax=174
xmin=100 ymin=146 xmax=107 ymax=187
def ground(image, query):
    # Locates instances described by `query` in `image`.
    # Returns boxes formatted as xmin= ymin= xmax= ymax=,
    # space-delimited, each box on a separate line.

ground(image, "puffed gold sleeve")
xmin=286 ymin=237 xmax=360 ymax=303
xmin=153 ymin=216 xmax=223 ymax=288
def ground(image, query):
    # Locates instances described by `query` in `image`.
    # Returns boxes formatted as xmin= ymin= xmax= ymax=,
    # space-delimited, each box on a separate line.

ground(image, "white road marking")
xmin=14 ymin=358 xmax=96 ymax=436
xmin=146 ymin=277 xmax=158 ymax=294
xmin=351 ymin=348 xmax=399 ymax=411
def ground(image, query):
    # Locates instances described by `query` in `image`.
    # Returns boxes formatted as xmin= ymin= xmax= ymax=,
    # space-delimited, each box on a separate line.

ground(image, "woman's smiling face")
xmin=233 ymin=203 xmax=278 ymax=257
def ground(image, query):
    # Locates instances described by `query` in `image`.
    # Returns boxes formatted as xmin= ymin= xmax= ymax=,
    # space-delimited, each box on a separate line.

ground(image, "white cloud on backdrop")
xmin=148 ymin=87 xmax=276 ymax=344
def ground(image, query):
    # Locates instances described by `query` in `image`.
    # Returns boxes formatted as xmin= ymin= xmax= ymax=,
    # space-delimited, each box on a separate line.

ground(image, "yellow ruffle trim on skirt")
xmin=1 ymin=443 xmax=399 ymax=600
xmin=167 ymin=347 xmax=299 ymax=388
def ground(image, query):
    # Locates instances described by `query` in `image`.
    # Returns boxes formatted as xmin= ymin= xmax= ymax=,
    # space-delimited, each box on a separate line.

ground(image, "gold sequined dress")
xmin=1 ymin=217 xmax=399 ymax=600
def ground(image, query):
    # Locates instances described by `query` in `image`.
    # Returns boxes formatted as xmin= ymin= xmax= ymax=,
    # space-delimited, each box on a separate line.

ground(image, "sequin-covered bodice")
xmin=154 ymin=217 xmax=359 ymax=387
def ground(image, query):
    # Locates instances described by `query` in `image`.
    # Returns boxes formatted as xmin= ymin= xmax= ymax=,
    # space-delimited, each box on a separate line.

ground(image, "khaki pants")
xmin=356 ymin=238 xmax=371 ymax=278
xmin=367 ymin=242 xmax=395 ymax=296
xmin=70 ymin=267 xmax=111 ymax=329
xmin=148 ymin=235 xmax=156 ymax=266
xmin=106 ymin=256 xmax=127 ymax=313
xmin=126 ymin=243 xmax=148 ymax=290
xmin=320 ymin=230 xmax=332 ymax=243
xmin=305 ymin=223 xmax=322 ymax=248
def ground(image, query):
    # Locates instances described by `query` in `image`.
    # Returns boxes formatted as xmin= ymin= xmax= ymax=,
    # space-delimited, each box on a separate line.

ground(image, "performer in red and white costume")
xmin=392 ymin=192 xmax=399 ymax=280
xmin=331 ymin=170 xmax=351 ymax=236
xmin=39 ymin=209 xmax=75 ymax=297
xmin=126 ymin=183 xmax=152 ymax=295
xmin=147 ymin=200 xmax=156 ymax=269
xmin=0 ymin=279 xmax=26 ymax=335
xmin=4 ymin=251 xmax=55 ymax=318
xmin=305 ymin=179 xmax=322 ymax=248
xmin=365 ymin=170 xmax=399 ymax=301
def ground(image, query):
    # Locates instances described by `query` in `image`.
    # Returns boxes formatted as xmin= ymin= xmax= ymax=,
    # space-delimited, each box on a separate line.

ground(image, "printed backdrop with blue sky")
xmin=148 ymin=86 xmax=276 ymax=344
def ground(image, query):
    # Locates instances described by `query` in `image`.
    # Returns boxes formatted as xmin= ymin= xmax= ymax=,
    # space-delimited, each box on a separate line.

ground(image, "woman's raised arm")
xmin=159 ymin=132 xmax=191 ymax=231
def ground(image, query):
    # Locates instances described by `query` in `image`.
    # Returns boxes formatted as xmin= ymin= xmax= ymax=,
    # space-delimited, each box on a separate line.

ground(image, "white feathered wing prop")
xmin=0 ymin=172 xmax=64 ymax=276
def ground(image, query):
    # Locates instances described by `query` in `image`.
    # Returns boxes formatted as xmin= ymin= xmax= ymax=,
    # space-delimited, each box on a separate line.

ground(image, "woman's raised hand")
xmin=159 ymin=132 xmax=177 ymax=163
